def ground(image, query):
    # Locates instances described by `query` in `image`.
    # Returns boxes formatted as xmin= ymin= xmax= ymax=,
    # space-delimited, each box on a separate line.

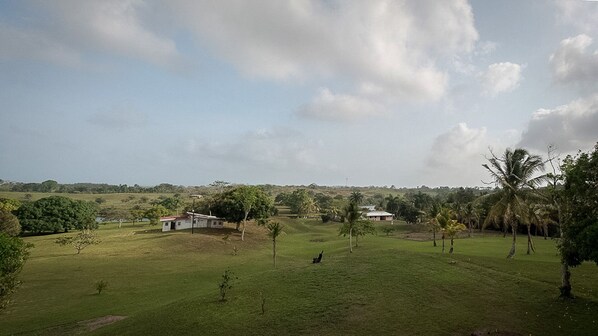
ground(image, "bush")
xmin=218 ymin=269 xmax=236 ymax=302
xmin=95 ymin=280 xmax=108 ymax=294
xmin=321 ymin=214 xmax=331 ymax=223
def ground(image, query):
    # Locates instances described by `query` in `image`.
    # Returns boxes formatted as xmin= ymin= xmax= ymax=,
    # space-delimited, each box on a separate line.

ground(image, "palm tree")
xmin=266 ymin=222 xmax=283 ymax=267
xmin=463 ymin=202 xmax=476 ymax=238
xmin=349 ymin=191 xmax=364 ymax=206
xmin=483 ymin=148 xmax=546 ymax=258
xmin=340 ymin=202 xmax=361 ymax=253
xmin=445 ymin=221 xmax=467 ymax=254
xmin=436 ymin=208 xmax=454 ymax=253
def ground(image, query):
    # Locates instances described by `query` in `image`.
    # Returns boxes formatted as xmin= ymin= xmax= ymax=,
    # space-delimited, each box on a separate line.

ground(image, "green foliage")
xmin=15 ymin=196 xmax=98 ymax=234
xmin=284 ymin=189 xmax=317 ymax=217
xmin=155 ymin=196 xmax=183 ymax=212
xmin=55 ymin=229 xmax=100 ymax=254
xmin=95 ymin=280 xmax=108 ymax=295
xmin=348 ymin=191 xmax=364 ymax=205
xmin=211 ymin=186 xmax=274 ymax=227
xmin=0 ymin=198 xmax=21 ymax=212
xmin=483 ymin=148 xmax=546 ymax=258
xmin=145 ymin=205 xmax=170 ymax=225
xmin=560 ymin=144 xmax=598 ymax=267
xmin=0 ymin=233 xmax=31 ymax=310
xmin=380 ymin=225 xmax=395 ymax=236
xmin=218 ymin=269 xmax=236 ymax=302
xmin=0 ymin=209 xmax=21 ymax=236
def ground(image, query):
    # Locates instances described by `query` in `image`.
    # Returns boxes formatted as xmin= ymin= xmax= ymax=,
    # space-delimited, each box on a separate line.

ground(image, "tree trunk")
xmin=119 ymin=219 xmax=122 ymax=229
xmin=527 ymin=225 xmax=535 ymax=255
xmin=468 ymin=219 xmax=472 ymax=238
xmin=544 ymin=224 xmax=548 ymax=240
xmin=273 ymin=239 xmax=276 ymax=268
xmin=442 ymin=233 xmax=445 ymax=253
xmin=503 ymin=224 xmax=507 ymax=238
xmin=433 ymin=229 xmax=437 ymax=247
xmin=355 ymin=234 xmax=359 ymax=247
xmin=449 ymin=237 xmax=454 ymax=254
xmin=241 ymin=210 xmax=249 ymax=241
xmin=349 ymin=227 xmax=353 ymax=253
xmin=560 ymin=259 xmax=572 ymax=298
xmin=507 ymin=224 xmax=516 ymax=258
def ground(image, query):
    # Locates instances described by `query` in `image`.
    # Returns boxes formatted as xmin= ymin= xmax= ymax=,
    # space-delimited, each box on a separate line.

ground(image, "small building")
xmin=365 ymin=211 xmax=394 ymax=221
xmin=160 ymin=212 xmax=224 ymax=232
xmin=360 ymin=205 xmax=377 ymax=212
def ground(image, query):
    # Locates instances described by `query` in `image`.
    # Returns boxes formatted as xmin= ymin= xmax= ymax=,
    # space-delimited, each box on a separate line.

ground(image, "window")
xmin=177 ymin=222 xmax=181 ymax=226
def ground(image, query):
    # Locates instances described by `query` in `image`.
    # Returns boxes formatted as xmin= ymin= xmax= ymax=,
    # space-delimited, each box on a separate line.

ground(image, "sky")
xmin=1 ymin=0 xmax=598 ymax=187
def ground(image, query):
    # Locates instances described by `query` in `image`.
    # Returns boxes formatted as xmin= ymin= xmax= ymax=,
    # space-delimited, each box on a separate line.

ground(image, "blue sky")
xmin=1 ymin=0 xmax=597 ymax=187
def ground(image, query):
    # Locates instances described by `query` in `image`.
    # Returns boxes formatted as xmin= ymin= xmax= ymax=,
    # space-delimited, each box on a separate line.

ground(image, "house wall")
xmin=161 ymin=218 xmax=225 ymax=231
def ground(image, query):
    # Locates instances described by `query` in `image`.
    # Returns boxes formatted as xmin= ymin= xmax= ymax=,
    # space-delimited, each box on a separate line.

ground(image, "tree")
xmin=436 ymin=208 xmax=454 ymax=253
xmin=100 ymin=207 xmax=131 ymax=228
xmin=0 ymin=210 xmax=21 ymax=236
xmin=145 ymin=205 xmax=169 ymax=226
xmin=558 ymin=144 xmax=598 ymax=298
xmin=0 ymin=233 xmax=31 ymax=310
xmin=15 ymin=196 xmax=98 ymax=234
xmin=0 ymin=198 xmax=21 ymax=212
xmin=353 ymin=220 xmax=376 ymax=247
xmin=349 ymin=191 xmax=364 ymax=206
xmin=445 ymin=221 xmax=467 ymax=254
xmin=339 ymin=202 xmax=361 ymax=253
xmin=211 ymin=186 xmax=274 ymax=241
xmin=288 ymin=189 xmax=317 ymax=217
xmin=265 ymin=221 xmax=283 ymax=268
xmin=55 ymin=229 xmax=100 ymax=254
xmin=483 ymin=148 xmax=546 ymax=258
xmin=40 ymin=180 xmax=58 ymax=192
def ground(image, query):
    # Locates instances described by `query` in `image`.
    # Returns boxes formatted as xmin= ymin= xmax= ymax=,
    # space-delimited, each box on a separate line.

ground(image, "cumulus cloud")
xmin=555 ymin=0 xmax=598 ymax=35
xmin=425 ymin=123 xmax=502 ymax=186
xmin=297 ymin=88 xmax=386 ymax=122
xmin=0 ymin=0 xmax=182 ymax=69
xmin=480 ymin=62 xmax=523 ymax=97
xmin=168 ymin=0 xmax=478 ymax=103
xmin=519 ymin=94 xmax=598 ymax=152
xmin=550 ymin=34 xmax=598 ymax=89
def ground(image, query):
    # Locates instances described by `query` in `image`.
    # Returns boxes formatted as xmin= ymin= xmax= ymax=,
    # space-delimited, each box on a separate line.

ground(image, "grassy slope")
xmin=1 ymin=218 xmax=597 ymax=336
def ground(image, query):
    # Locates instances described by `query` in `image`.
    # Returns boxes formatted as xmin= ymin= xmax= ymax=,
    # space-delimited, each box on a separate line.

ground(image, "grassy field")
xmin=1 ymin=218 xmax=597 ymax=335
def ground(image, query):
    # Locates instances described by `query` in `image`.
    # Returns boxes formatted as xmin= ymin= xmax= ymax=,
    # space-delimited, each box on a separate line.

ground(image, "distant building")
xmin=160 ymin=212 xmax=224 ymax=232
xmin=360 ymin=205 xmax=377 ymax=212
xmin=365 ymin=211 xmax=394 ymax=221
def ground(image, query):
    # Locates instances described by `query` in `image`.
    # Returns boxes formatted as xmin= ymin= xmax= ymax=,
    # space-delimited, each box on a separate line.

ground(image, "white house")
xmin=365 ymin=211 xmax=394 ymax=221
xmin=160 ymin=212 xmax=224 ymax=232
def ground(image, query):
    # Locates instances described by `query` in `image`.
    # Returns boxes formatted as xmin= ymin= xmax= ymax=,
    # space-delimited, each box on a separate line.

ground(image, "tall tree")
xmin=265 ymin=222 xmax=283 ymax=268
xmin=445 ymin=220 xmax=467 ymax=254
xmin=436 ymin=208 xmax=454 ymax=253
xmin=348 ymin=191 xmax=364 ymax=206
xmin=211 ymin=186 xmax=273 ymax=241
xmin=0 ymin=233 xmax=31 ymax=310
xmin=559 ymin=144 xmax=598 ymax=297
xmin=483 ymin=148 xmax=546 ymax=258
xmin=340 ymin=202 xmax=361 ymax=253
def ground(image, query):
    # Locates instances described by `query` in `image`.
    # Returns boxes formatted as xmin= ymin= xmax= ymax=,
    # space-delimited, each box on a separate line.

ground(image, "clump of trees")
xmin=15 ymin=196 xmax=98 ymax=234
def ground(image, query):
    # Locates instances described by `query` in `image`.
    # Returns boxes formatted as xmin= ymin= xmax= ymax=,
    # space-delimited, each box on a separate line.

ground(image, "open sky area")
xmin=1 ymin=0 xmax=597 ymax=187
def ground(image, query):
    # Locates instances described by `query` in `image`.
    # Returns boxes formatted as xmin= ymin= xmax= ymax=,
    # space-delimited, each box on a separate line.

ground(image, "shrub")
xmin=95 ymin=280 xmax=108 ymax=294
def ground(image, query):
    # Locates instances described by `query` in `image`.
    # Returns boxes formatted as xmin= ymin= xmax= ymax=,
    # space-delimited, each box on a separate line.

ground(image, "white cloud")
xmin=480 ymin=62 xmax=523 ymax=97
xmin=0 ymin=0 xmax=182 ymax=69
xmin=297 ymin=88 xmax=386 ymax=122
xmin=519 ymin=94 xmax=598 ymax=152
xmin=425 ymin=123 xmax=503 ymax=186
xmin=549 ymin=34 xmax=598 ymax=89
xmin=555 ymin=0 xmax=598 ymax=34
xmin=168 ymin=0 xmax=478 ymax=102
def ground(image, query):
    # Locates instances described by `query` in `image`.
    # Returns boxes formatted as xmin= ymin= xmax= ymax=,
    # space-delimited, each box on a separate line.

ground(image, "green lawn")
xmin=1 ymin=218 xmax=597 ymax=335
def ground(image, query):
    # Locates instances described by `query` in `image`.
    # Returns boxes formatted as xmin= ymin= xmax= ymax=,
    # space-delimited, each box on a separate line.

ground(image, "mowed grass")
xmin=1 ymin=219 xmax=597 ymax=335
